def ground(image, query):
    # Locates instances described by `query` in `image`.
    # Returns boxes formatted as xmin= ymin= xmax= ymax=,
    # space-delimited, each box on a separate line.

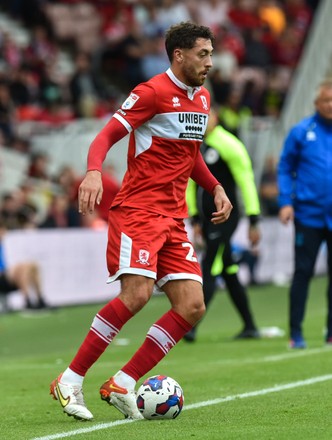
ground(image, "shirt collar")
xmin=166 ymin=68 xmax=201 ymax=100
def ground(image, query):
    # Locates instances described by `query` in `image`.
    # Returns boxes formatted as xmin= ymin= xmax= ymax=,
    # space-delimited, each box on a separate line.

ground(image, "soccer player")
xmin=50 ymin=21 xmax=232 ymax=421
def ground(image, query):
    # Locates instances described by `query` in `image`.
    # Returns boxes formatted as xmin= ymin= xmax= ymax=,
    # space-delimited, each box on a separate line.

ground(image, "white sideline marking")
xmin=4 ymin=346 xmax=332 ymax=371
xmin=32 ymin=374 xmax=332 ymax=440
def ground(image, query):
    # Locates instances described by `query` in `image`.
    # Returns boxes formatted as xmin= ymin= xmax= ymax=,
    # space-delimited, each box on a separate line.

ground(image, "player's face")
xmin=315 ymin=86 xmax=332 ymax=121
xmin=178 ymin=38 xmax=213 ymax=87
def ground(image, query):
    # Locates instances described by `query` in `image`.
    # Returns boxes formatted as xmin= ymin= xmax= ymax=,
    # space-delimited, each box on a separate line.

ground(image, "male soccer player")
xmin=50 ymin=21 xmax=232 ymax=421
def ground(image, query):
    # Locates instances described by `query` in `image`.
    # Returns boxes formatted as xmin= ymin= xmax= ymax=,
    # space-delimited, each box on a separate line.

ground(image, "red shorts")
xmin=106 ymin=206 xmax=202 ymax=288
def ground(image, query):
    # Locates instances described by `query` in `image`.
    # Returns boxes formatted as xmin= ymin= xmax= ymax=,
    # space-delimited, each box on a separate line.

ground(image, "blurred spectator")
xmin=209 ymin=27 xmax=239 ymax=82
xmin=271 ymin=23 xmax=304 ymax=68
xmin=258 ymin=67 xmax=288 ymax=116
xmin=0 ymin=32 xmax=22 ymax=69
xmin=39 ymin=193 xmax=81 ymax=228
xmin=155 ymin=0 xmax=192 ymax=34
xmin=141 ymin=33 xmax=169 ymax=81
xmin=27 ymin=152 xmax=49 ymax=180
xmin=284 ymin=0 xmax=313 ymax=39
xmin=218 ymin=86 xmax=252 ymax=136
xmin=228 ymin=0 xmax=263 ymax=31
xmin=55 ymin=165 xmax=80 ymax=202
xmin=24 ymin=25 xmax=58 ymax=76
xmin=2 ymin=0 xmax=46 ymax=27
xmin=0 ymin=81 xmax=16 ymax=143
xmin=38 ymin=63 xmax=63 ymax=108
xmin=0 ymin=192 xmax=24 ymax=230
xmin=258 ymin=0 xmax=287 ymax=37
xmin=0 ymin=190 xmax=37 ymax=229
xmin=9 ymin=65 xmax=39 ymax=107
xmin=133 ymin=0 xmax=163 ymax=38
xmin=0 ymin=217 xmax=48 ymax=309
xmin=242 ymin=27 xmax=272 ymax=68
xmin=69 ymin=51 xmax=105 ymax=118
xmin=7 ymin=136 xmax=31 ymax=153
xmin=190 ymin=0 xmax=230 ymax=33
xmin=216 ymin=24 xmax=246 ymax=65
xmin=102 ymin=0 xmax=134 ymax=45
xmin=120 ymin=23 xmax=146 ymax=88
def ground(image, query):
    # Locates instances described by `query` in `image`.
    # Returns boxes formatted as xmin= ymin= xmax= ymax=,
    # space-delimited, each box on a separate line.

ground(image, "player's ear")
xmin=174 ymin=49 xmax=183 ymax=63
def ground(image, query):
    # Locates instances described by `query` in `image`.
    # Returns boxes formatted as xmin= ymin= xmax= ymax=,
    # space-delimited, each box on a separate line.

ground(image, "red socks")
xmin=69 ymin=299 xmax=192 ymax=383
xmin=69 ymin=297 xmax=132 ymax=376
xmin=121 ymin=309 xmax=192 ymax=381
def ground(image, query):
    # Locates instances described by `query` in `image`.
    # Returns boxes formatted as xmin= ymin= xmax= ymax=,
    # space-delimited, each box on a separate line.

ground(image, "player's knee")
xmin=119 ymin=277 xmax=154 ymax=314
xmin=177 ymin=299 xmax=205 ymax=325
xmin=191 ymin=300 xmax=206 ymax=323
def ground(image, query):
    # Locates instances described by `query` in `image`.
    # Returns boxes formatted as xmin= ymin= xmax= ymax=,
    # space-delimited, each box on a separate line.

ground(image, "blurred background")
xmin=0 ymin=0 xmax=330 ymax=310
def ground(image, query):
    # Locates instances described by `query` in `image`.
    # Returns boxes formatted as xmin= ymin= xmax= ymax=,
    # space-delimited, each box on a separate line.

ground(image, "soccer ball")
xmin=136 ymin=375 xmax=184 ymax=420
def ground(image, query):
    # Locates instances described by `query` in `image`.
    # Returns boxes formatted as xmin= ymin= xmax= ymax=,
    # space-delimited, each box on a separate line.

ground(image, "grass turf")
xmin=1 ymin=276 xmax=332 ymax=440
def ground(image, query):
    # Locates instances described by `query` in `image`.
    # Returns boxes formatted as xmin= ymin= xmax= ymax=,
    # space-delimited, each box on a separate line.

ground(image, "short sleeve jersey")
xmin=111 ymin=69 xmax=210 ymax=218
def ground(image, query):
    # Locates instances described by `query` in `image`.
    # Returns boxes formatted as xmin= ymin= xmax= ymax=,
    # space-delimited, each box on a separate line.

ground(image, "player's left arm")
xmin=190 ymin=151 xmax=232 ymax=223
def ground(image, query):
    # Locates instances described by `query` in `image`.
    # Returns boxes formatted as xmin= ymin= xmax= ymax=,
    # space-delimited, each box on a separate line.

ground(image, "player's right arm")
xmin=79 ymin=84 xmax=156 ymax=215
xmin=78 ymin=118 xmax=128 ymax=215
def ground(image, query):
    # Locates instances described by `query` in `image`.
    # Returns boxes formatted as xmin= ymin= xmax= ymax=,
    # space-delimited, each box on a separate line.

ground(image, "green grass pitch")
xmin=1 ymin=276 xmax=332 ymax=440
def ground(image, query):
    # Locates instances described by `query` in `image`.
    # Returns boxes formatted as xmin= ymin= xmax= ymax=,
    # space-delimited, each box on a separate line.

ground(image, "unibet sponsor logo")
xmin=178 ymin=113 xmax=207 ymax=140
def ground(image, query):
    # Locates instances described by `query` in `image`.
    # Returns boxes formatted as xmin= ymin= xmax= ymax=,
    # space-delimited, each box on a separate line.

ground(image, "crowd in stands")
xmin=0 ymin=0 xmax=320 ymax=230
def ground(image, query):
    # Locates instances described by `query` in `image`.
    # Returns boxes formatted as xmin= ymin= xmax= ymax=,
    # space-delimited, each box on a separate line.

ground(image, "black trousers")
xmin=290 ymin=221 xmax=332 ymax=338
xmin=200 ymin=213 xmax=257 ymax=330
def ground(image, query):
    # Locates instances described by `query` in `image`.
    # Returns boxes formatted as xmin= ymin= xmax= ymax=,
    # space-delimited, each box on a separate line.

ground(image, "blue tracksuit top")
xmin=277 ymin=112 xmax=332 ymax=229
xmin=0 ymin=243 xmax=6 ymax=272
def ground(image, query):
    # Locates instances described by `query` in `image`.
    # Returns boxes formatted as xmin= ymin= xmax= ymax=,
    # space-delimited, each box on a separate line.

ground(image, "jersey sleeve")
xmin=190 ymin=150 xmax=220 ymax=194
xmin=87 ymin=83 xmax=158 ymax=172
xmin=113 ymin=83 xmax=157 ymax=130
xmin=87 ymin=118 xmax=128 ymax=172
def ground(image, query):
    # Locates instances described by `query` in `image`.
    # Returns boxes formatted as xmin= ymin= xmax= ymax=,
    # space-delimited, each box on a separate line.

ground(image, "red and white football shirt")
xmin=111 ymin=69 xmax=210 ymax=218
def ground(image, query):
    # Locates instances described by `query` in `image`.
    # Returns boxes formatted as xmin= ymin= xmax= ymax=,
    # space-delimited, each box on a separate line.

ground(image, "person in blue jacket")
xmin=277 ymin=78 xmax=332 ymax=349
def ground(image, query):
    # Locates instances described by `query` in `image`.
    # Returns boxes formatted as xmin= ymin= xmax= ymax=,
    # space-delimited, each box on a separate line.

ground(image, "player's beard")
xmin=182 ymin=64 xmax=206 ymax=87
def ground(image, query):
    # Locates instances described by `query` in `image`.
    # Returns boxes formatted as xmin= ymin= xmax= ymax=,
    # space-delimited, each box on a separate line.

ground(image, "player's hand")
xmin=211 ymin=185 xmax=233 ymax=224
xmin=279 ymin=205 xmax=294 ymax=225
xmin=78 ymin=170 xmax=103 ymax=215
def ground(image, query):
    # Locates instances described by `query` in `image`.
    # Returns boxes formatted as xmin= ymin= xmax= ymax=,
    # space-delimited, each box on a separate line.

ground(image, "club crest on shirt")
xmin=200 ymin=95 xmax=208 ymax=110
xmin=306 ymin=130 xmax=316 ymax=141
xmin=122 ymin=93 xmax=140 ymax=110
xmin=136 ymin=249 xmax=150 ymax=265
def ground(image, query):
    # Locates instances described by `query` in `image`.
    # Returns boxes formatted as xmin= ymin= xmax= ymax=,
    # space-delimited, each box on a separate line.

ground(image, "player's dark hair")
xmin=165 ymin=21 xmax=215 ymax=62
